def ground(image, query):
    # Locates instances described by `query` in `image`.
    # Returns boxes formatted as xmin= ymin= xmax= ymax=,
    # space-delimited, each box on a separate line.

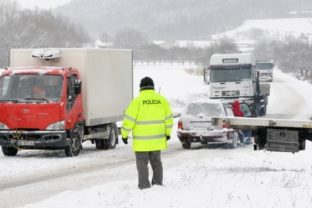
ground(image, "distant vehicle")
xmin=177 ymin=100 xmax=239 ymax=149
xmin=255 ymin=60 xmax=274 ymax=82
xmin=203 ymin=53 xmax=270 ymax=116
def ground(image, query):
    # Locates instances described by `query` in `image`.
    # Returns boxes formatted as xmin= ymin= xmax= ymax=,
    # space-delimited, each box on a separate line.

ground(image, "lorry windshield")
xmin=255 ymin=63 xmax=273 ymax=70
xmin=0 ymin=74 xmax=63 ymax=103
xmin=210 ymin=66 xmax=252 ymax=82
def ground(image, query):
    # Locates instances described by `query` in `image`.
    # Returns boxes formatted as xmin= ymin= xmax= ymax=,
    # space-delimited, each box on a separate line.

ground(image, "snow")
xmin=15 ymin=0 xmax=71 ymax=10
xmin=212 ymin=18 xmax=312 ymax=44
xmin=174 ymin=40 xmax=213 ymax=48
xmin=1 ymin=63 xmax=312 ymax=208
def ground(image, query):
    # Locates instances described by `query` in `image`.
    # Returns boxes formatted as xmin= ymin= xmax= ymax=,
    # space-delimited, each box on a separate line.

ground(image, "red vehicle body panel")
xmin=0 ymin=103 xmax=63 ymax=130
xmin=0 ymin=67 xmax=84 ymax=131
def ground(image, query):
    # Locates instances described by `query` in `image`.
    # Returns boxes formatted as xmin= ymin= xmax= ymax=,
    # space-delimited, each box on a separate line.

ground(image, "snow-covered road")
xmin=1 ymin=64 xmax=312 ymax=208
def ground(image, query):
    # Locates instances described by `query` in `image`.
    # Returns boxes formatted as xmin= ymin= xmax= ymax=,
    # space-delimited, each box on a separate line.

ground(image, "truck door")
xmin=66 ymin=74 xmax=83 ymax=129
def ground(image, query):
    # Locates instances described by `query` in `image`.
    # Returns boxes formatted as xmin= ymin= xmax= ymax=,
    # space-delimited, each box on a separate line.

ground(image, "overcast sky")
xmin=15 ymin=0 xmax=71 ymax=9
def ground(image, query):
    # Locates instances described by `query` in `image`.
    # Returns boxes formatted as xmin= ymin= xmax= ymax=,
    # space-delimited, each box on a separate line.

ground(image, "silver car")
xmin=177 ymin=100 xmax=238 ymax=149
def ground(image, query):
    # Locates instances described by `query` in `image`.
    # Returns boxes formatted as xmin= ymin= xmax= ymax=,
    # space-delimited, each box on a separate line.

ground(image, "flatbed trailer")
xmin=211 ymin=117 xmax=312 ymax=153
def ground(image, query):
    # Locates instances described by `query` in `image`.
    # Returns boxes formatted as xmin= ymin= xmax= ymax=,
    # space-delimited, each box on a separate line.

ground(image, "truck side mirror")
xmin=74 ymin=80 xmax=82 ymax=95
xmin=203 ymin=68 xmax=210 ymax=84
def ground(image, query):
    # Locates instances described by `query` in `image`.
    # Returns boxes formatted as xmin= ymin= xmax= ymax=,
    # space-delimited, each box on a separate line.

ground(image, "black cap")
xmin=140 ymin=77 xmax=154 ymax=90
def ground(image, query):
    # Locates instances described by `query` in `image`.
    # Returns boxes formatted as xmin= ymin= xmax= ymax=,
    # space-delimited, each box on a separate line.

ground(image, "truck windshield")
xmin=255 ymin=63 xmax=273 ymax=70
xmin=210 ymin=66 xmax=252 ymax=82
xmin=0 ymin=74 xmax=63 ymax=103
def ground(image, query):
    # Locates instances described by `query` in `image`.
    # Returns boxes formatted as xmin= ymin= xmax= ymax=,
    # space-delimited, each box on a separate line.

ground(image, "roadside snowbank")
xmin=21 ymin=143 xmax=312 ymax=208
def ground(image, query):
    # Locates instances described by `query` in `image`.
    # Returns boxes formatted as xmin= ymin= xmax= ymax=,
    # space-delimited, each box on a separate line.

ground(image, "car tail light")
xmin=178 ymin=121 xmax=183 ymax=129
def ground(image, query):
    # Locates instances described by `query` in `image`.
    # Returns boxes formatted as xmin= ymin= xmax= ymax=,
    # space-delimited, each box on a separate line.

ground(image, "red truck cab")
xmin=0 ymin=67 xmax=84 ymax=156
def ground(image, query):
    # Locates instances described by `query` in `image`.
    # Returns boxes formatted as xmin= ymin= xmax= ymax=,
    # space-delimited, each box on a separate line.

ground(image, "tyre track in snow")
xmin=0 ymin=142 xmax=189 ymax=208
xmin=0 ymin=142 xmax=253 ymax=208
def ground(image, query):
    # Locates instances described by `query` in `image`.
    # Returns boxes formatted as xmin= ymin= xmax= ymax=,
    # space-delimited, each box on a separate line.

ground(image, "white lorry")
xmin=255 ymin=60 xmax=274 ymax=82
xmin=204 ymin=53 xmax=270 ymax=116
xmin=211 ymin=117 xmax=312 ymax=153
xmin=0 ymin=48 xmax=132 ymax=156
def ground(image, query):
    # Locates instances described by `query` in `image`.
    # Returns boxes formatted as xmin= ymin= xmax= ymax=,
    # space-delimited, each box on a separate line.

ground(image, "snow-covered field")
xmin=213 ymin=18 xmax=312 ymax=41
xmin=1 ymin=64 xmax=312 ymax=208
xmin=210 ymin=18 xmax=312 ymax=53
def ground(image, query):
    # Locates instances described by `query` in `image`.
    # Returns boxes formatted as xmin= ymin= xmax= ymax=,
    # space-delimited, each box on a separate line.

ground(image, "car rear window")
xmin=187 ymin=103 xmax=223 ymax=117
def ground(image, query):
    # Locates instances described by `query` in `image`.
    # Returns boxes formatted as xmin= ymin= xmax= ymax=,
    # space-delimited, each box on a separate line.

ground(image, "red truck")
xmin=0 ymin=48 xmax=133 ymax=156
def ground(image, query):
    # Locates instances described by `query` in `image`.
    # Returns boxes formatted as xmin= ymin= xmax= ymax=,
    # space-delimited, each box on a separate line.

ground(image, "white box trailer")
xmin=10 ymin=48 xmax=133 ymax=126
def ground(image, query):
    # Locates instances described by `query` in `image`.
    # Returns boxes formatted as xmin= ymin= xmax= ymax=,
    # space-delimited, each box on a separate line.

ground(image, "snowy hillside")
xmin=213 ymin=18 xmax=312 ymax=42
xmin=1 ymin=64 xmax=312 ymax=208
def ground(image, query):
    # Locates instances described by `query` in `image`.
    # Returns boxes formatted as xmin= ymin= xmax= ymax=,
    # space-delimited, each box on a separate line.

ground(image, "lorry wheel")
xmin=65 ymin=131 xmax=81 ymax=157
xmin=95 ymin=123 xmax=118 ymax=150
xmin=107 ymin=123 xmax=118 ymax=149
xmin=95 ymin=139 xmax=108 ymax=150
xmin=182 ymin=141 xmax=191 ymax=149
xmin=2 ymin=146 xmax=18 ymax=156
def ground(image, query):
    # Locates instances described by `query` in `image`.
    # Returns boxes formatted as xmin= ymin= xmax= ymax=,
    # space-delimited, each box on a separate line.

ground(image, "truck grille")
xmin=221 ymin=90 xmax=240 ymax=97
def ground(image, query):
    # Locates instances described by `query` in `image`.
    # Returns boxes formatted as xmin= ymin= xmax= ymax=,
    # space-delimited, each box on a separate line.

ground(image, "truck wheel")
xmin=2 ymin=146 xmax=18 ymax=156
xmin=65 ymin=131 xmax=81 ymax=157
xmin=95 ymin=139 xmax=108 ymax=150
xmin=255 ymin=128 xmax=266 ymax=150
xmin=95 ymin=123 xmax=118 ymax=150
xmin=182 ymin=141 xmax=191 ymax=149
xmin=107 ymin=123 xmax=118 ymax=149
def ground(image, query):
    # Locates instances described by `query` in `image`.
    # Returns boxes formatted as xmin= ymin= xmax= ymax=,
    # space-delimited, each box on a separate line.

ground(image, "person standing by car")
xmin=232 ymin=100 xmax=246 ymax=144
xmin=232 ymin=100 xmax=244 ymax=117
xmin=232 ymin=100 xmax=252 ymax=144
xmin=121 ymin=77 xmax=173 ymax=190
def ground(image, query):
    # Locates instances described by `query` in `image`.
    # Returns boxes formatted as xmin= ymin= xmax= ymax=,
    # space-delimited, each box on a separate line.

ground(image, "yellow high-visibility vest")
xmin=121 ymin=89 xmax=173 ymax=152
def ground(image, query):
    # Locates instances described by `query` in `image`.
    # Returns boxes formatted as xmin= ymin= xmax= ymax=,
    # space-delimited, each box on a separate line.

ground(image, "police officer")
xmin=121 ymin=77 xmax=173 ymax=189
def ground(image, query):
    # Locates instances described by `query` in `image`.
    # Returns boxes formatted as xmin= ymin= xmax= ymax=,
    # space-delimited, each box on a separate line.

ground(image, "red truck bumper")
xmin=0 ymin=130 xmax=69 ymax=150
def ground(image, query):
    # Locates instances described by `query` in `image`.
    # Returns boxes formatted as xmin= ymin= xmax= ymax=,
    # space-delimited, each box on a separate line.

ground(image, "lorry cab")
xmin=204 ymin=53 xmax=270 ymax=117
xmin=0 ymin=67 xmax=83 ymax=156
xmin=205 ymin=53 xmax=256 ymax=99
xmin=255 ymin=60 xmax=274 ymax=82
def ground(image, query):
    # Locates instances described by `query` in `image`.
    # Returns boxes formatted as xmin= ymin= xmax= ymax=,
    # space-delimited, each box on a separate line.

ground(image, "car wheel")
xmin=2 ymin=146 xmax=18 ymax=156
xmin=182 ymin=141 xmax=191 ymax=149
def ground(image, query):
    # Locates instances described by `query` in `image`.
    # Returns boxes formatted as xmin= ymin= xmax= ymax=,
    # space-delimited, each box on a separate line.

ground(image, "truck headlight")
xmin=46 ymin=121 xmax=65 ymax=130
xmin=0 ymin=123 xmax=8 ymax=130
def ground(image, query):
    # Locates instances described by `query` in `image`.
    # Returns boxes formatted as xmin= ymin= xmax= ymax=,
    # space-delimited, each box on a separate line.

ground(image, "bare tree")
xmin=113 ymin=28 xmax=149 ymax=49
xmin=0 ymin=4 xmax=90 ymax=67
xmin=0 ymin=0 xmax=19 ymax=25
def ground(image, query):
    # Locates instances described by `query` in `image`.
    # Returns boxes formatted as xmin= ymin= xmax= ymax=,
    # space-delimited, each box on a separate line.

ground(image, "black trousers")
xmin=135 ymin=151 xmax=163 ymax=189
